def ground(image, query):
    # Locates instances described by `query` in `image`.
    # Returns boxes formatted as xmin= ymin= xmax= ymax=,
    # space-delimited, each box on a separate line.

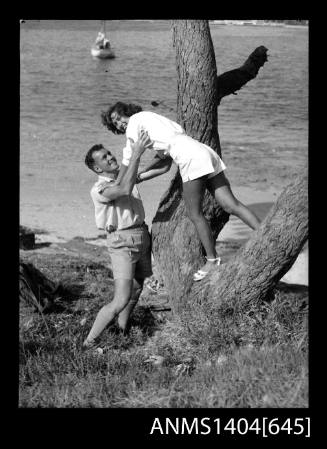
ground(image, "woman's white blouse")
xmin=122 ymin=111 xmax=184 ymax=166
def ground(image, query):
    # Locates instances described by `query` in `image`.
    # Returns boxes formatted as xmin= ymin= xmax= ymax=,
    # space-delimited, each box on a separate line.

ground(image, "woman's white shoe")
xmin=193 ymin=257 xmax=221 ymax=282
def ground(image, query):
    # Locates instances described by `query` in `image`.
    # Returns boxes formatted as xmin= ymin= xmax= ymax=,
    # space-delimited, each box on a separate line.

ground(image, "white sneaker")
xmin=193 ymin=257 xmax=221 ymax=282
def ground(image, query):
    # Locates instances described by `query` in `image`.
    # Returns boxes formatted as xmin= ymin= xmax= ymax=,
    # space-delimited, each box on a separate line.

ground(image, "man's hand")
xmin=128 ymin=130 xmax=153 ymax=157
xmin=135 ymin=173 xmax=143 ymax=184
xmin=97 ymin=181 xmax=112 ymax=194
xmin=109 ymin=180 xmax=119 ymax=187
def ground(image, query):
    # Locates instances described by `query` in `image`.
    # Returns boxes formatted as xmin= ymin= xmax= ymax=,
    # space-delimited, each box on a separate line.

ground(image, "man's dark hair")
xmin=85 ymin=144 xmax=104 ymax=172
xmin=101 ymin=101 xmax=142 ymax=134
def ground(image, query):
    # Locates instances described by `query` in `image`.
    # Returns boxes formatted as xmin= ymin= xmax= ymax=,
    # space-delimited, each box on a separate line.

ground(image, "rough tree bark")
xmin=181 ymin=170 xmax=308 ymax=321
xmin=151 ymin=20 xmax=270 ymax=312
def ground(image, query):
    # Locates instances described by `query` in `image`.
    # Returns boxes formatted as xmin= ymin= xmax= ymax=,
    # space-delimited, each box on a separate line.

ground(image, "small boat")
xmin=91 ymin=45 xmax=115 ymax=59
xmin=91 ymin=20 xmax=115 ymax=59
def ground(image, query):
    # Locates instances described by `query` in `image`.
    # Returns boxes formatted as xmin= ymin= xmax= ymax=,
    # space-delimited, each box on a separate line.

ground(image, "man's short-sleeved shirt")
xmin=90 ymin=175 xmax=145 ymax=231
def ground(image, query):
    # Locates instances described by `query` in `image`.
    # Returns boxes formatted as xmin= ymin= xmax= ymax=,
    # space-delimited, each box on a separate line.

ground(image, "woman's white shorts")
xmin=169 ymin=134 xmax=226 ymax=183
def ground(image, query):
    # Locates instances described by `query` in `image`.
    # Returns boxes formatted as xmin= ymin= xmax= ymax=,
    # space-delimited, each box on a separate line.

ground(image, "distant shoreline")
xmin=210 ymin=21 xmax=308 ymax=28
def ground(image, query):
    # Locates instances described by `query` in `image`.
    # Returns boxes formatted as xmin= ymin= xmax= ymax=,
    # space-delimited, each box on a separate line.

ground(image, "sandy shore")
xmin=28 ymin=181 xmax=307 ymax=287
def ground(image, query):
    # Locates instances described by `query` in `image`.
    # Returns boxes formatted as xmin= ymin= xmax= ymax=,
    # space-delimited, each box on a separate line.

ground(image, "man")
xmin=83 ymin=130 xmax=152 ymax=349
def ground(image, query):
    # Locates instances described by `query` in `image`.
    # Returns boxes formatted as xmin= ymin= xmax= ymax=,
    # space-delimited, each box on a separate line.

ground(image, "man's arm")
xmin=99 ymin=131 xmax=151 ymax=201
xmin=114 ymin=163 xmax=128 ymax=185
xmin=115 ymin=129 xmax=152 ymax=185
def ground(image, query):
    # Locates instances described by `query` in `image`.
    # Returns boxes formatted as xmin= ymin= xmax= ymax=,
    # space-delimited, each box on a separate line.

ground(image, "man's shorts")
xmin=106 ymin=224 xmax=153 ymax=280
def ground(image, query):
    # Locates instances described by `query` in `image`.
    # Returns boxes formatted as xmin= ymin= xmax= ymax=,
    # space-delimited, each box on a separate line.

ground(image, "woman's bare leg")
xmin=183 ymin=177 xmax=219 ymax=272
xmin=207 ymin=172 xmax=261 ymax=230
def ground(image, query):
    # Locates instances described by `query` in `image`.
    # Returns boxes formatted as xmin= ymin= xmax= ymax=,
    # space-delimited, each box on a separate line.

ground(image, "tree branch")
xmin=217 ymin=46 xmax=268 ymax=104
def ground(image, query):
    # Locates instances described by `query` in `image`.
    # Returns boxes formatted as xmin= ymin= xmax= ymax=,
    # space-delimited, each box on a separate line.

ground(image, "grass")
xmin=19 ymin=248 xmax=308 ymax=408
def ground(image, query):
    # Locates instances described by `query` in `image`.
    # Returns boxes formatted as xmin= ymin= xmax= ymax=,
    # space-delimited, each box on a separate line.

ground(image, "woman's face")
xmin=111 ymin=111 xmax=129 ymax=133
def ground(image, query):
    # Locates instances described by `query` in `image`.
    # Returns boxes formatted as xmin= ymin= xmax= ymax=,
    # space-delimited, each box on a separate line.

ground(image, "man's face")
xmin=93 ymin=148 xmax=119 ymax=174
xmin=111 ymin=111 xmax=128 ymax=133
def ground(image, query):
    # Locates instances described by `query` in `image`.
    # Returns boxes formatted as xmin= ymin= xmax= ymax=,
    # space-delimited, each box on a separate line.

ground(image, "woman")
xmin=101 ymin=102 xmax=260 ymax=281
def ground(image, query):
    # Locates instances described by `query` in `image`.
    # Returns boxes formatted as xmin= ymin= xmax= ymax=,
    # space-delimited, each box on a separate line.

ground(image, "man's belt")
xmin=106 ymin=223 xmax=145 ymax=234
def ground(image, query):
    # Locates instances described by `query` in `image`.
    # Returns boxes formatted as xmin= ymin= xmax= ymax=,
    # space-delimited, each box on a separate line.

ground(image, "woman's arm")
xmin=137 ymin=156 xmax=172 ymax=183
xmin=138 ymin=154 xmax=164 ymax=173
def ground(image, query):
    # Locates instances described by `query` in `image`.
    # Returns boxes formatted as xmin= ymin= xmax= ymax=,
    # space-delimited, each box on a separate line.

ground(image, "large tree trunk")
xmin=173 ymin=21 xmax=220 ymax=153
xmin=151 ymin=20 xmax=305 ymax=318
xmin=152 ymin=20 xmax=229 ymax=309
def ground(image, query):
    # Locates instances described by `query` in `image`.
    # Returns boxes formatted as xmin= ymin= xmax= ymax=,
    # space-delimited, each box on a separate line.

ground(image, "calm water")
xmin=20 ymin=20 xmax=308 ymax=238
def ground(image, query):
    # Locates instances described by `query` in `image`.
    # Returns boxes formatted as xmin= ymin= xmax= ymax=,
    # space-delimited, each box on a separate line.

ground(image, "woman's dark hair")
xmin=85 ymin=144 xmax=104 ymax=172
xmin=101 ymin=102 xmax=142 ymax=134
